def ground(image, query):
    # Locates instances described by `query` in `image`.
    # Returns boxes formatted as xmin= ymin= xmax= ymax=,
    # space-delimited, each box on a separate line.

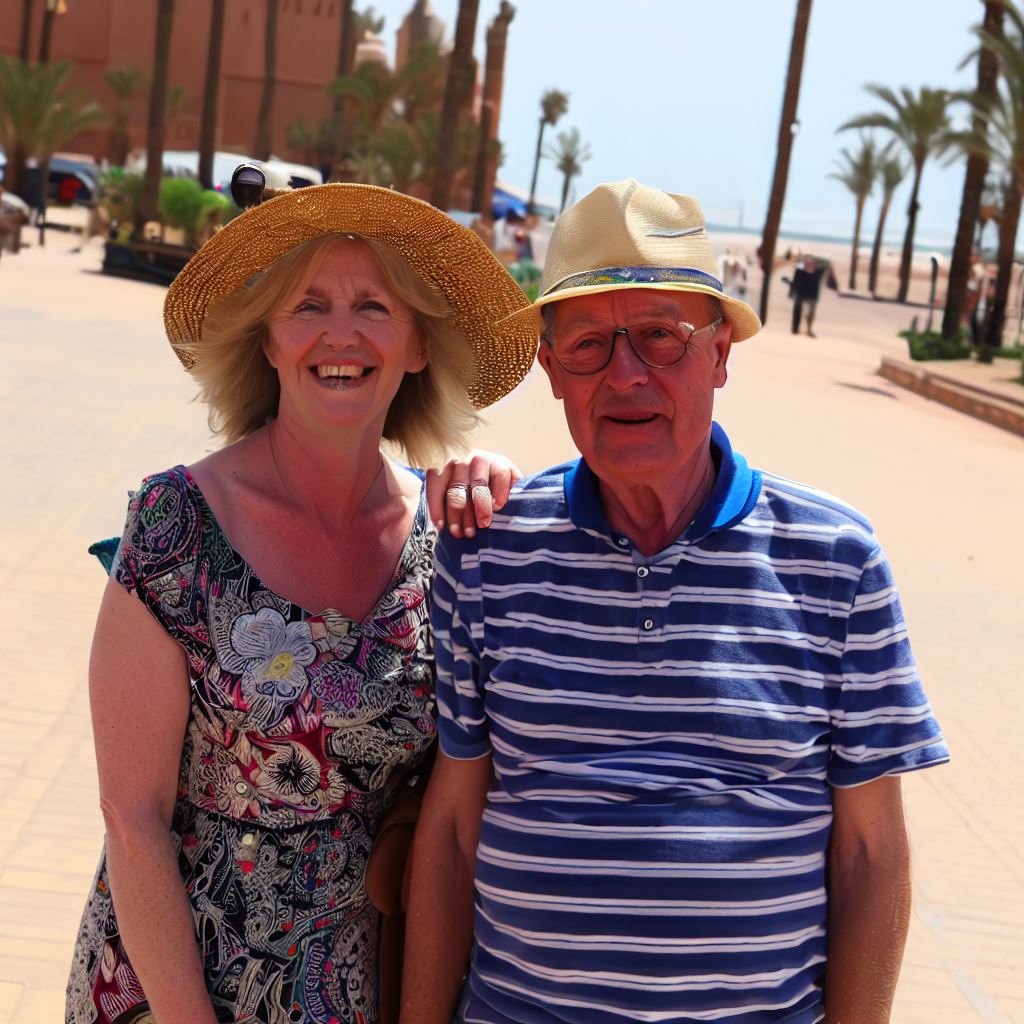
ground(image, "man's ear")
xmin=537 ymin=341 xmax=564 ymax=400
xmin=711 ymin=320 xmax=732 ymax=389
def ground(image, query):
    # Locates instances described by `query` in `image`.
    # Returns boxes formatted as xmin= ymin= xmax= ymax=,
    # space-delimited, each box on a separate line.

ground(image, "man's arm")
xmin=825 ymin=775 xmax=912 ymax=1024
xmin=401 ymin=750 xmax=492 ymax=1024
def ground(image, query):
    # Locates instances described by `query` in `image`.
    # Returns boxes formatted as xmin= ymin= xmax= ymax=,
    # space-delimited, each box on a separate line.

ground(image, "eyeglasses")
xmin=549 ymin=317 xmax=724 ymax=375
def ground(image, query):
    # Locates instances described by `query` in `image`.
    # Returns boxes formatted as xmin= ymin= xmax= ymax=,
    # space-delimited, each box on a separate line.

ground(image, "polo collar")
xmin=564 ymin=422 xmax=761 ymax=545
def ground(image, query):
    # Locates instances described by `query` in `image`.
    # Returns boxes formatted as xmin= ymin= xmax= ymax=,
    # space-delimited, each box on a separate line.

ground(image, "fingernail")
xmin=464 ymin=526 xmax=476 ymax=538
xmin=449 ymin=524 xmax=462 ymax=537
xmin=434 ymin=518 xmax=445 ymax=530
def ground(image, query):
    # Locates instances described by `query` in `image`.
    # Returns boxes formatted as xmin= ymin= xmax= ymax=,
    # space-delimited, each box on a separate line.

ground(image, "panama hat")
xmin=164 ymin=183 xmax=537 ymax=409
xmin=505 ymin=179 xmax=761 ymax=341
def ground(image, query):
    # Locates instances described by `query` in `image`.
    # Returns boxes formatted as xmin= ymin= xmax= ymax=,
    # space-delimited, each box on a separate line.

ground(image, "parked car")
xmin=125 ymin=150 xmax=322 ymax=194
xmin=0 ymin=150 xmax=97 ymax=205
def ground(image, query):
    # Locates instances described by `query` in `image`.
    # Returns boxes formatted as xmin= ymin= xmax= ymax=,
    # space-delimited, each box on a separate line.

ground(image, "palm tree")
xmin=942 ymin=1 xmax=1004 ymax=339
xmin=136 ymin=0 xmax=175 ymax=239
xmin=830 ymin=135 xmax=878 ymax=290
xmin=430 ymin=0 xmax=479 ymax=210
xmin=868 ymin=146 xmax=907 ymax=295
xmin=105 ymin=67 xmax=146 ymax=167
xmin=546 ymin=126 xmax=591 ymax=213
xmin=254 ymin=0 xmax=279 ymax=161
xmin=198 ymin=0 xmax=226 ymax=189
xmin=329 ymin=41 xmax=445 ymax=138
xmin=36 ymin=88 xmax=106 ymax=243
xmin=759 ymin=0 xmax=813 ymax=325
xmin=528 ymin=88 xmax=568 ymax=215
xmin=471 ymin=0 xmax=515 ymax=215
xmin=0 ymin=56 xmax=74 ymax=196
xmin=953 ymin=1 xmax=1024 ymax=347
xmin=841 ymin=84 xmax=950 ymax=303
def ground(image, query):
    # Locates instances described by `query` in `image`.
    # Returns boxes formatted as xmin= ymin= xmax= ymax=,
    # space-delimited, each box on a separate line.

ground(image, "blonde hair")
xmin=172 ymin=233 xmax=479 ymax=467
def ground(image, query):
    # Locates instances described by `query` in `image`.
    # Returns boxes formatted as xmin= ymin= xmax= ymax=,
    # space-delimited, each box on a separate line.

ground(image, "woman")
xmin=65 ymin=184 xmax=537 ymax=1024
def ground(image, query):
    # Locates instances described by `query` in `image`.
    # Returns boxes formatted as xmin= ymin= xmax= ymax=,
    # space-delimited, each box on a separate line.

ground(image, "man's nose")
xmin=604 ymin=329 xmax=649 ymax=389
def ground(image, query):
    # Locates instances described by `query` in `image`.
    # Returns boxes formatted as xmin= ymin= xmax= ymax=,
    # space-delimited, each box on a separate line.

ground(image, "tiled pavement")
xmin=1 ymin=231 xmax=1022 ymax=1023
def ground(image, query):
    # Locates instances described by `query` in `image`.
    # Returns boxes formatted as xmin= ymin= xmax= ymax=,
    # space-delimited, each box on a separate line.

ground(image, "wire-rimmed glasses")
xmin=549 ymin=317 xmax=724 ymax=375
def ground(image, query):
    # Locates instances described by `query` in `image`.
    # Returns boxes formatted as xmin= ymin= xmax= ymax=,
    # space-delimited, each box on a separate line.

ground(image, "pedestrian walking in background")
xmin=787 ymin=254 xmax=828 ymax=336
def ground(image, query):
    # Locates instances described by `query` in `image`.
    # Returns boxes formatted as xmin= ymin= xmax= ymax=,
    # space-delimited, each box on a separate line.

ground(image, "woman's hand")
xmin=426 ymin=450 xmax=522 ymax=538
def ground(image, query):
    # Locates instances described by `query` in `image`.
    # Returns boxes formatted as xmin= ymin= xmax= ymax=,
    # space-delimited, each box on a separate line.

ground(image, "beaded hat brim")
xmin=163 ymin=183 xmax=537 ymax=409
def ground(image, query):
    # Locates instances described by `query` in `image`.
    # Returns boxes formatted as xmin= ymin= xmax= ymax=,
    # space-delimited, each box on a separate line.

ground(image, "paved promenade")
xmin=1 ymin=232 xmax=1022 ymax=1023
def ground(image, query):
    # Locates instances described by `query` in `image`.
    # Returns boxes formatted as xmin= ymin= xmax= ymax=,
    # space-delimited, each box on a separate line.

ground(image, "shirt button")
xmin=241 ymin=832 xmax=256 ymax=847
xmin=637 ymin=566 xmax=650 ymax=578
xmin=642 ymin=618 xmax=655 ymax=631
xmin=616 ymin=537 xmax=629 ymax=547
xmin=234 ymin=782 xmax=249 ymax=795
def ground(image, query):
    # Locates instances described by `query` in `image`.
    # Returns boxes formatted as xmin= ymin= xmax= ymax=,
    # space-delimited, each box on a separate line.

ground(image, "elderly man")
xmin=402 ymin=180 xmax=947 ymax=1024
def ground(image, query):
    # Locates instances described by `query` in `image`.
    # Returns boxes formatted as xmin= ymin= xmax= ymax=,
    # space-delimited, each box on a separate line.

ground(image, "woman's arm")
xmin=426 ymin=450 xmax=522 ymax=537
xmin=90 ymin=576 xmax=220 ymax=1024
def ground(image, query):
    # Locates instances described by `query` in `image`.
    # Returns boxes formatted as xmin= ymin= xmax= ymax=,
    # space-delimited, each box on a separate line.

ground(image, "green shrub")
xmin=159 ymin=177 xmax=231 ymax=247
xmin=97 ymin=167 xmax=143 ymax=237
xmin=898 ymin=326 xmax=972 ymax=362
xmin=990 ymin=343 xmax=1024 ymax=359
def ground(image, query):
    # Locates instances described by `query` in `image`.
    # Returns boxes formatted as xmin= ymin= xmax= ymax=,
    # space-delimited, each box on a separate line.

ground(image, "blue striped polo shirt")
xmin=433 ymin=422 xmax=948 ymax=1024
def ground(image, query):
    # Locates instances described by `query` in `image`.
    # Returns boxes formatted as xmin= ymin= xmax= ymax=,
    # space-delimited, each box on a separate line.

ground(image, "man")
xmin=402 ymin=180 xmax=948 ymax=1024
xmin=787 ymin=255 xmax=828 ymax=336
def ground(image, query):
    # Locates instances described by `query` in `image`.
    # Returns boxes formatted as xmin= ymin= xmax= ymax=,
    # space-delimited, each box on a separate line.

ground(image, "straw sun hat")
xmin=502 ymin=179 xmax=762 ymax=341
xmin=163 ymin=183 xmax=537 ymax=409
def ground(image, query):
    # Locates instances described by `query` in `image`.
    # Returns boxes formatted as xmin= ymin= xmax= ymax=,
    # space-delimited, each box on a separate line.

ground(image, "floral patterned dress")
xmin=66 ymin=466 xmax=437 ymax=1024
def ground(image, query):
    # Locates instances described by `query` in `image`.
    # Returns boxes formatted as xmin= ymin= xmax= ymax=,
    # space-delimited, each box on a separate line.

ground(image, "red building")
xmin=1 ymin=0 xmax=419 ymax=165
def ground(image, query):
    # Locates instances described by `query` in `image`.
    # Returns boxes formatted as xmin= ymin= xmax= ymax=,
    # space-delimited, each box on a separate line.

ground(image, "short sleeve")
xmin=431 ymin=531 xmax=491 ymax=760
xmin=828 ymin=544 xmax=949 ymax=787
xmin=111 ymin=469 xmax=203 ymax=635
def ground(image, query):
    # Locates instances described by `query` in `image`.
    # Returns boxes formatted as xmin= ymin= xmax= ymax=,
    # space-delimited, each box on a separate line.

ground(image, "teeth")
xmin=317 ymin=364 xmax=364 ymax=378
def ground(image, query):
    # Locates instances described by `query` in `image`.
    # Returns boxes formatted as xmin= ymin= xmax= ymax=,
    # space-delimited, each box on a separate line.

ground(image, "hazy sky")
xmin=368 ymin=0 xmax=988 ymax=248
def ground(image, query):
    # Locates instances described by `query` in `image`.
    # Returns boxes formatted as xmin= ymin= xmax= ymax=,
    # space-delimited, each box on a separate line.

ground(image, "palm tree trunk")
xmin=528 ymin=117 xmax=546 ymax=215
xmin=198 ymin=0 xmax=226 ymax=189
xmin=136 ymin=0 xmax=175 ymax=240
xmin=758 ymin=0 xmax=813 ymax=325
xmin=897 ymin=160 xmax=924 ymax=303
xmin=5 ymin=140 xmax=27 ymax=199
xmin=471 ymin=101 xmax=494 ymax=214
xmin=38 ymin=2 xmax=55 ymax=64
xmin=254 ymin=0 xmax=280 ymax=162
xmin=868 ymin=194 xmax=892 ymax=295
xmin=36 ymin=154 xmax=51 ymax=246
xmin=942 ymin=2 xmax=1003 ymax=338
xmin=471 ymin=1 xmax=514 ymax=216
xmin=560 ymin=171 xmax=572 ymax=214
xmin=332 ymin=0 xmax=355 ymax=161
xmin=19 ymin=0 xmax=33 ymax=63
xmin=430 ymin=0 xmax=480 ymax=210
xmin=849 ymin=196 xmax=865 ymax=290
xmin=984 ymin=171 xmax=1023 ymax=348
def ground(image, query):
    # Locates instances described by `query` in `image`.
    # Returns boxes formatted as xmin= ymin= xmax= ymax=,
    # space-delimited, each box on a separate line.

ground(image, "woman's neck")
xmin=262 ymin=415 xmax=387 ymax=521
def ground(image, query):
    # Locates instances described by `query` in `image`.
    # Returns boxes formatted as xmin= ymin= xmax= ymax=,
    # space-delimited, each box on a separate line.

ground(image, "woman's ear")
xmin=408 ymin=334 xmax=429 ymax=373
xmin=261 ymin=329 xmax=279 ymax=370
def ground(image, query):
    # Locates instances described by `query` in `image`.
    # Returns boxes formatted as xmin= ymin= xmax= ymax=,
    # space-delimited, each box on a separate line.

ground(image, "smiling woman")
xmin=65 ymin=183 xmax=535 ymax=1024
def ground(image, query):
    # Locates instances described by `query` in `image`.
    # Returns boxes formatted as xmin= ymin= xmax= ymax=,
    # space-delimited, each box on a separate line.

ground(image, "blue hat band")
xmin=544 ymin=266 xmax=724 ymax=297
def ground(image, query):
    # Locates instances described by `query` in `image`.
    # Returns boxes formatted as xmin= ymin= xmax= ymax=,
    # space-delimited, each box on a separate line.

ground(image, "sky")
xmin=367 ymin=0 xmax=988 ymax=249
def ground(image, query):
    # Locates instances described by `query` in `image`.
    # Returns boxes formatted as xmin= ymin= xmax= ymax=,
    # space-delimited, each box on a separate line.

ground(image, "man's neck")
xmin=598 ymin=446 xmax=718 ymax=557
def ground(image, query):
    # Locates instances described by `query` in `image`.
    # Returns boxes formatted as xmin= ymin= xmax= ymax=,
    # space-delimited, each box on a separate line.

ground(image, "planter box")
xmin=102 ymin=239 xmax=193 ymax=285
